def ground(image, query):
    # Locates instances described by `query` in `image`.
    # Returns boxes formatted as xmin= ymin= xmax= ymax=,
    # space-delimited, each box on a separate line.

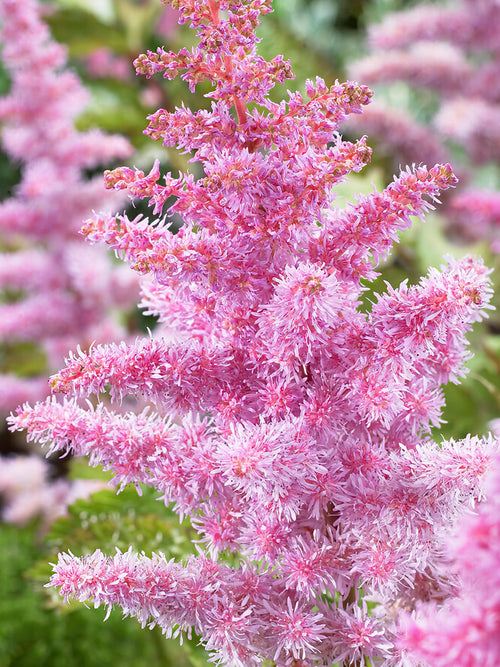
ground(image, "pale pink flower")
xmin=348 ymin=0 xmax=500 ymax=252
xmin=399 ymin=451 xmax=500 ymax=666
xmin=85 ymin=47 xmax=132 ymax=81
xmin=0 ymin=0 xmax=138 ymax=411
xmin=9 ymin=1 xmax=500 ymax=664
xmin=0 ymin=454 xmax=105 ymax=527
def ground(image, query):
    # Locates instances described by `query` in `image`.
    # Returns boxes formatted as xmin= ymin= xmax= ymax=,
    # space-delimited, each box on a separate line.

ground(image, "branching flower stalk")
xmin=347 ymin=0 xmax=500 ymax=252
xmin=0 ymin=0 xmax=138 ymax=413
xmin=399 ymin=448 xmax=500 ymax=666
xmin=9 ymin=1 xmax=500 ymax=665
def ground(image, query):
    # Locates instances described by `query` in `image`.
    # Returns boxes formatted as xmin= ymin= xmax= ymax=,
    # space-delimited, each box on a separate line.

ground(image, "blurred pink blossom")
xmin=8 ymin=1 xmax=500 ymax=664
xmin=85 ymin=47 xmax=132 ymax=81
xmin=0 ymin=0 xmax=139 ymax=413
xmin=348 ymin=0 xmax=500 ymax=252
xmin=0 ymin=454 xmax=105 ymax=527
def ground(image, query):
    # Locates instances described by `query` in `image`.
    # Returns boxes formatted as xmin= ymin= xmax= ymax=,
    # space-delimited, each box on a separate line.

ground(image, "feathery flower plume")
xmin=9 ymin=1 xmax=499 ymax=664
xmin=348 ymin=0 xmax=500 ymax=251
xmin=399 ymin=450 xmax=500 ymax=666
xmin=0 ymin=0 xmax=138 ymax=413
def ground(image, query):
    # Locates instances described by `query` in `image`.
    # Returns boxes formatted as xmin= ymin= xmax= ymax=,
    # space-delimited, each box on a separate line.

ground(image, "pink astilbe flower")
xmin=0 ymin=0 xmax=138 ymax=412
xmin=8 ymin=1 xmax=500 ymax=664
xmin=399 ymin=450 xmax=500 ymax=666
xmin=0 ymin=454 xmax=105 ymax=528
xmin=347 ymin=0 xmax=500 ymax=252
xmin=84 ymin=47 xmax=133 ymax=81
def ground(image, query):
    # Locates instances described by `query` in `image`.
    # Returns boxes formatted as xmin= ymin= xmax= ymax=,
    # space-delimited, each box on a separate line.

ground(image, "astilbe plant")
xmin=0 ymin=454 xmax=104 ymax=528
xmin=346 ymin=0 xmax=500 ymax=253
xmin=0 ymin=0 xmax=138 ymax=413
xmin=8 ymin=0 xmax=500 ymax=665
xmin=399 ymin=447 xmax=500 ymax=666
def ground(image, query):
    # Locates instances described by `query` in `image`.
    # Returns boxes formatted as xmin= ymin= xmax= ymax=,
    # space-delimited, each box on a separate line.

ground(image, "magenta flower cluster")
xmin=348 ymin=0 xmax=500 ymax=252
xmin=9 ymin=1 xmax=500 ymax=664
xmin=0 ymin=0 xmax=138 ymax=413
xmin=400 ymin=448 xmax=500 ymax=665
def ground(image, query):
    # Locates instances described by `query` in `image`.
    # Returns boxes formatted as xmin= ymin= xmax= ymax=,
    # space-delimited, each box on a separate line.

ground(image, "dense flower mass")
xmin=399 ymin=449 xmax=500 ymax=666
xmin=0 ymin=0 xmax=138 ymax=413
xmin=0 ymin=454 xmax=105 ymax=528
xmin=9 ymin=0 xmax=500 ymax=664
xmin=347 ymin=0 xmax=500 ymax=251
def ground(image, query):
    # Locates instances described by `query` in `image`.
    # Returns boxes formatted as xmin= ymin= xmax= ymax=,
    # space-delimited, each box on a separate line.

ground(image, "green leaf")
xmin=54 ymin=0 xmax=116 ymax=24
xmin=40 ymin=485 xmax=198 ymax=561
xmin=113 ymin=0 xmax=164 ymax=52
xmin=46 ymin=8 xmax=126 ymax=56
xmin=0 ymin=341 xmax=48 ymax=377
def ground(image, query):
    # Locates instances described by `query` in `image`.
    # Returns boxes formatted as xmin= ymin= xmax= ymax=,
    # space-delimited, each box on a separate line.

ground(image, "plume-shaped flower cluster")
xmin=399 ymin=449 xmax=500 ymax=666
xmin=9 ymin=1 xmax=500 ymax=664
xmin=0 ymin=0 xmax=138 ymax=413
xmin=0 ymin=454 xmax=105 ymax=528
xmin=348 ymin=0 xmax=500 ymax=252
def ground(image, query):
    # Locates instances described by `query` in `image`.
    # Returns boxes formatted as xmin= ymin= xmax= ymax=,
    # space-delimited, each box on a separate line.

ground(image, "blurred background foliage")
xmin=0 ymin=463 xmax=208 ymax=667
xmin=2 ymin=0 xmax=500 ymax=665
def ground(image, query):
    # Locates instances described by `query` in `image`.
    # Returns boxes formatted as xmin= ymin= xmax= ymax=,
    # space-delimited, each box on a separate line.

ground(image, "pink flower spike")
xmin=0 ymin=0 xmax=138 ymax=414
xmin=269 ymin=597 xmax=326 ymax=663
xmin=10 ymin=0 xmax=500 ymax=664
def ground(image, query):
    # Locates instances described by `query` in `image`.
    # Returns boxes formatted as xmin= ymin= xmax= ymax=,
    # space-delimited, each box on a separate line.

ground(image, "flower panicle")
xmin=9 ymin=0 xmax=500 ymax=665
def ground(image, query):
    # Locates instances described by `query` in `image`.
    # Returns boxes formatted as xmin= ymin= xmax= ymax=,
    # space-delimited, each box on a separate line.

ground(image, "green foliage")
xmin=0 ymin=148 xmax=20 ymax=204
xmin=0 ymin=61 xmax=21 ymax=203
xmin=0 ymin=521 xmax=205 ymax=667
xmin=46 ymin=8 xmax=125 ymax=55
xmin=29 ymin=480 xmax=200 ymax=595
xmin=0 ymin=475 xmax=209 ymax=667
xmin=0 ymin=341 xmax=48 ymax=377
